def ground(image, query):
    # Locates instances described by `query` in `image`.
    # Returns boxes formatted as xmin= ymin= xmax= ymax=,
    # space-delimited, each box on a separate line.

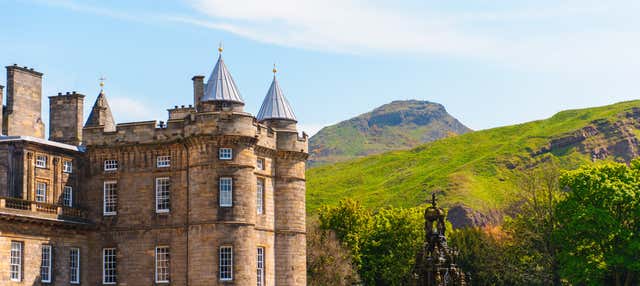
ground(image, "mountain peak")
xmin=309 ymin=100 xmax=471 ymax=167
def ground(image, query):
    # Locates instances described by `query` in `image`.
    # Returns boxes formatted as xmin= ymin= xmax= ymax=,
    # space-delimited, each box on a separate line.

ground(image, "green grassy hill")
xmin=309 ymin=100 xmax=471 ymax=167
xmin=307 ymin=100 xmax=640 ymax=217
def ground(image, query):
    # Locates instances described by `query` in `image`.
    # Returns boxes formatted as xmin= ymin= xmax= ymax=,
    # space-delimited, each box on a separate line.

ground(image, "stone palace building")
xmin=0 ymin=48 xmax=308 ymax=285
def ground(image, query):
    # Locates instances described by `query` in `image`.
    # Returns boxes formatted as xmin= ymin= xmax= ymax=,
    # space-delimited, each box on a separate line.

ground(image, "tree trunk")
xmin=624 ymin=272 xmax=633 ymax=286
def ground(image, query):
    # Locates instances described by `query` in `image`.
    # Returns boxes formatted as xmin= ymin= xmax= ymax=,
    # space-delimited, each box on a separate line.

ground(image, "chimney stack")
xmin=0 ymin=85 xmax=4 ymax=135
xmin=49 ymin=92 xmax=85 ymax=145
xmin=5 ymin=65 xmax=45 ymax=138
xmin=192 ymin=75 xmax=204 ymax=111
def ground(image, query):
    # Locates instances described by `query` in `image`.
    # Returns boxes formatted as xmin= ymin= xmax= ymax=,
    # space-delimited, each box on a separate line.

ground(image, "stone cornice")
xmin=276 ymin=150 xmax=309 ymax=161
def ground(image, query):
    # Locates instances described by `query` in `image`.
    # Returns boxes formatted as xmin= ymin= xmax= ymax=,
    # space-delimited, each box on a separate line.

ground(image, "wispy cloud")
xmin=27 ymin=0 xmax=640 ymax=73
xmin=184 ymin=0 xmax=640 ymax=73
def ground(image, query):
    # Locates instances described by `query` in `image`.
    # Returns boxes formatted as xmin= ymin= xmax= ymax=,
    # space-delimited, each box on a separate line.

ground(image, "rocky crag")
xmin=309 ymin=100 xmax=471 ymax=167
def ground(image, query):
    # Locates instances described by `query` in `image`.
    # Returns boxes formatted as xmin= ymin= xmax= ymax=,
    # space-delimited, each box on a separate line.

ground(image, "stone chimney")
xmin=192 ymin=75 xmax=204 ymax=111
xmin=5 ymin=65 xmax=45 ymax=138
xmin=0 ymin=84 xmax=4 ymax=135
xmin=49 ymin=91 xmax=85 ymax=145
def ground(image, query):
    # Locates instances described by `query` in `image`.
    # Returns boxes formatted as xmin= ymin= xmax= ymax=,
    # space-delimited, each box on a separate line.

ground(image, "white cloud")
xmin=26 ymin=0 xmax=640 ymax=73
xmin=184 ymin=0 xmax=640 ymax=73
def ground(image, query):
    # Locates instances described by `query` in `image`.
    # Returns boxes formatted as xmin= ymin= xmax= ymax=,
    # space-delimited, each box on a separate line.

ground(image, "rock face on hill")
xmin=307 ymin=100 xmax=640 ymax=228
xmin=309 ymin=100 xmax=471 ymax=167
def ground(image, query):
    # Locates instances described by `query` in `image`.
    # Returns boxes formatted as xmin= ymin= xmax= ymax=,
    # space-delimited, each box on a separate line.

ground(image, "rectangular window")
xmin=155 ymin=246 xmax=170 ymax=283
xmin=256 ymin=158 xmax=265 ymax=170
xmin=219 ymin=246 xmax=233 ymax=281
xmin=257 ymin=179 xmax=265 ymax=215
xmin=257 ymin=247 xmax=265 ymax=286
xmin=157 ymin=155 xmax=171 ymax=168
xmin=63 ymin=186 xmax=73 ymax=207
xmin=104 ymin=160 xmax=118 ymax=171
xmin=219 ymin=148 xmax=233 ymax=160
xmin=36 ymin=182 xmax=47 ymax=203
xmin=103 ymin=181 xmax=118 ymax=215
xmin=63 ymin=160 xmax=73 ymax=173
xmin=69 ymin=248 xmax=80 ymax=284
xmin=156 ymin=178 xmax=170 ymax=213
xmin=219 ymin=177 xmax=233 ymax=207
xmin=103 ymin=248 xmax=117 ymax=284
xmin=10 ymin=241 xmax=22 ymax=281
xmin=41 ymin=244 xmax=52 ymax=283
xmin=36 ymin=155 xmax=47 ymax=168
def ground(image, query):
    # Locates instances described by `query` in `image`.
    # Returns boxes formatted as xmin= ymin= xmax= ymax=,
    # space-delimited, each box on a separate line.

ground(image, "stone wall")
xmin=0 ymin=221 xmax=91 ymax=286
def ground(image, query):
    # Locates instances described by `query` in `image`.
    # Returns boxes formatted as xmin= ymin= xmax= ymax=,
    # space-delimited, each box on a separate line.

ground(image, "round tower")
xmin=185 ymin=47 xmax=260 ymax=285
xmin=257 ymin=68 xmax=308 ymax=285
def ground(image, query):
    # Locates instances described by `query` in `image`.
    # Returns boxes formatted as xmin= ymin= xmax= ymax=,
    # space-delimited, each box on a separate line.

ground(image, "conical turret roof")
xmin=257 ymin=75 xmax=296 ymax=122
xmin=85 ymin=90 xmax=116 ymax=132
xmin=201 ymin=55 xmax=244 ymax=103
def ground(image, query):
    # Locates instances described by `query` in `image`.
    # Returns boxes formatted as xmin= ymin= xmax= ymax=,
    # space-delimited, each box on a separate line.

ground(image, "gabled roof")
xmin=201 ymin=55 xmax=244 ymax=103
xmin=85 ymin=90 xmax=116 ymax=132
xmin=257 ymin=76 xmax=296 ymax=122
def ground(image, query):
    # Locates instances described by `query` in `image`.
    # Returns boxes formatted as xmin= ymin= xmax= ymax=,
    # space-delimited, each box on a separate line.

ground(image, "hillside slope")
xmin=307 ymin=100 xmax=640 ymax=226
xmin=308 ymin=100 xmax=471 ymax=166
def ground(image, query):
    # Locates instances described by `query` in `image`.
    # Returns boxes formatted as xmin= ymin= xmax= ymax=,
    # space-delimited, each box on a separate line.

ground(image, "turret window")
xmin=219 ymin=246 xmax=233 ymax=281
xmin=257 ymin=178 xmax=265 ymax=215
xmin=103 ymin=181 xmax=118 ymax=215
xmin=104 ymin=160 xmax=118 ymax=171
xmin=257 ymin=247 xmax=265 ymax=286
xmin=219 ymin=148 xmax=233 ymax=160
xmin=157 ymin=156 xmax=171 ymax=168
xmin=36 ymin=155 xmax=47 ymax=168
xmin=63 ymin=160 xmax=73 ymax=173
xmin=219 ymin=177 xmax=233 ymax=207
xmin=156 ymin=177 xmax=170 ymax=213
xmin=257 ymin=158 xmax=265 ymax=170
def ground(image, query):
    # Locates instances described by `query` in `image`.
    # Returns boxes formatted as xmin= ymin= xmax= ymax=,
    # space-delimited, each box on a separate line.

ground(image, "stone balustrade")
xmin=0 ymin=196 xmax=87 ymax=222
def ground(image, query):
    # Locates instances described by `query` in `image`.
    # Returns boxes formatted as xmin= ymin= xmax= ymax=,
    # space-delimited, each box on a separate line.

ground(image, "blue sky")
xmin=1 ymin=0 xmax=639 ymax=135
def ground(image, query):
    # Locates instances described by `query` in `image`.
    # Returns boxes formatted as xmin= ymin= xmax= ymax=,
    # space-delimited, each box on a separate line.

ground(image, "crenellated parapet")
xmin=83 ymin=111 xmax=281 ymax=150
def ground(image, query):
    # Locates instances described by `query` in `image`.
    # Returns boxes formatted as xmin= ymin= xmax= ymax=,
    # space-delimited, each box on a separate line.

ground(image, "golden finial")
xmin=272 ymin=63 xmax=277 ymax=75
xmin=99 ymin=76 xmax=106 ymax=90
xmin=218 ymin=42 xmax=223 ymax=54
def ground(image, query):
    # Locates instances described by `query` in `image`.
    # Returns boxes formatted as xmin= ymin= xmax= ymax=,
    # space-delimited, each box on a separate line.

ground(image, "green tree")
xmin=555 ymin=160 xmax=640 ymax=285
xmin=307 ymin=219 xmax=360 ymax=285
xmin=319 ymin=199 xmax=372 ymax=268
xmin=359 ymin=207 xmax=425 ymax=285
xmin=503 ymin=163 xmax=564 ymax=285
xmin=318 ymin=199 xmax=425 ymax=285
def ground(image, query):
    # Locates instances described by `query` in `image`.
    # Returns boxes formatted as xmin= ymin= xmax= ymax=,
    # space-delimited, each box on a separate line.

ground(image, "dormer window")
xmin=36 ymin=155 xmax=47 ymax=168
xmin=104 ymin=160 xmax=118 ymax=171
xmin=63 ymin=161 xmax=73 ymax=173
xmin=257 ymin=158 xmax=265 ymax=170
xmin=157 ymin=156 xmax=171 ymax=168
xmin=219 ymin=148 xmax=233 ymax=160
